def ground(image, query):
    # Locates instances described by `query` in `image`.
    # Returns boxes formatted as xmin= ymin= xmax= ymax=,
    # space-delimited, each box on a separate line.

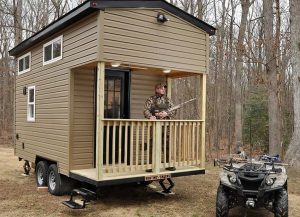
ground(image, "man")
xmin=144 ymin=83 xmax=176 ymax=171
xmin=144 ymin=83 xmax=176 ymax=120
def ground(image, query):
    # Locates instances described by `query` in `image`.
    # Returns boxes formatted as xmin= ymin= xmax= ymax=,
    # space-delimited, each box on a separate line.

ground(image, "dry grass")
xmin=0 ymin=146 xmax=299 ymax=217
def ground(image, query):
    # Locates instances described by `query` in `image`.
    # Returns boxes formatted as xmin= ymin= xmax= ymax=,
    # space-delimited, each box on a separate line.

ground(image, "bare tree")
xmin=234 ymin=0 xmax=252 ymax=151
xmin=285 ymin=0 xmax=300 ymax=167
xmin=263 ymin=0 xmax=281 ymax=155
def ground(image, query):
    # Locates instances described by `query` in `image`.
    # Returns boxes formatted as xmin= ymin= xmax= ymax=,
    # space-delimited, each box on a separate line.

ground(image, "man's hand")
xmin=150 ymin=116 xmax=156 ymax=120
xmin=158 ymin=111 xmax=168 ymax=118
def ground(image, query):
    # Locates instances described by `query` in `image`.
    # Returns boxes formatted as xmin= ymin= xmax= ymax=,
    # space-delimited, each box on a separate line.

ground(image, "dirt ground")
xmin=0 ymin=146 xmax=299 ymax=217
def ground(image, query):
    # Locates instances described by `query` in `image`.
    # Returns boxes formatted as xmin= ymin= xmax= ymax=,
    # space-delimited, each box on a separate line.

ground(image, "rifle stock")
xmin=151 ymin=98 xmax=196 ymax=117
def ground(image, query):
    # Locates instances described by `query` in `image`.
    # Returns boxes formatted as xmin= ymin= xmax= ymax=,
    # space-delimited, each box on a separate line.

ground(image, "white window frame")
xmin=17 ymin=52 xmax=31 ymax=75
xmin=27 ymin=86 xmax=36 ymax=122
xmin=43 ymin=35 xmax=63 ymax=65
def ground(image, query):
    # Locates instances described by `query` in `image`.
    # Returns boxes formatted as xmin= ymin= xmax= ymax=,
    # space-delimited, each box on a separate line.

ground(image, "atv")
xmin=216 ymin=155 xmax=288 ymax=217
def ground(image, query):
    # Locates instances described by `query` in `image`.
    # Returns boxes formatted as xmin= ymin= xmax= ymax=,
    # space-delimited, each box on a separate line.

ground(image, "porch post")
xmin=96 ymin=62 xmax=105 ymax=180
xmin=200 ymin=74 xmax=206 ymax=168
xmin=167 ymin=77 xmax=172 ymax=98
xmin=154 ymin=121 xmax=162 ymax=173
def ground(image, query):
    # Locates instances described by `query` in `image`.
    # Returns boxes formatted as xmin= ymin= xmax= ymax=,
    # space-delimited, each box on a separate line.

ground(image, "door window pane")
xmin=105 ymin=77 xmax=122 ymax=119
xmin=114 ymin=91 xmax=121 ymax=118
xmin=115 ymin=79 xmax=121 ymax=90
xmin=108 ymin=80 xmax=114 ymax=91
xmin=105 ymin=80 xmax=108 ymax=90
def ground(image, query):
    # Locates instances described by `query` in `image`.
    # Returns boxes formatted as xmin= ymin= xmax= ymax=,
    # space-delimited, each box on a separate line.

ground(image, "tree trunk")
xmin=285 ymin=0 xmax=300 ymax=167
xmin=263 ymin=0 xmax=281 ymax=155
xmin=197 ymin=0 xmax=203 ymax=20
xmin=234 ymin=0 xmax=251 ymax=151
xmin=13 ymin=0 xmax=23 ymax=45
xmin=12 ymin=0 xmax=23 ymax=146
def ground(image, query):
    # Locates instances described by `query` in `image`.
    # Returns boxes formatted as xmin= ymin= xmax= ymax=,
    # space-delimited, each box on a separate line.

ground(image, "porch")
xmin=70 ymin=62 xmax=206 ymax=182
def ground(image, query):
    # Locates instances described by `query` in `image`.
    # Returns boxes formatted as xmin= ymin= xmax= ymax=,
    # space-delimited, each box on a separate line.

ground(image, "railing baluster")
xmin=186 ymin=122 xmax=189 ymax=166
xmin=190 ymin=122 xmax=193 ymax=165
xmin=192 ymin=122 xmax=195 ymax=165
xmin=154 ymin=121 xmax=161 ymax=173
xmin=136 ymin=122 xmax=140 ymax=170
xmin=112 ymin=121 xmax=116 ymax=173
xmin=152 ymin=121 xmax=156 ymax=171
xmin=141 ymin=122 xmax=145 ymax=170
xmin=174 ymin=122 xmax=177 ymax=167
xmin=163 ymin=122 xmax=167 ymax=168
xmin=106 ymin=121 xmax=110 ymax=172
xmin=178 ymin=122 xmax=182 ymax=167
xmin=183 ymin=122 xmax=187 ymax=165
xmin=169 ymin=122 xmax=173 ymax=167
xmin=124 ymin=121 xmax=128 ymax=172
xmin=130 ymin=122 xmax=134 ymax=171
xmin=196 ymin=123 xmax=200 ymax=166
xmin=187 ymin=122 xmax=191 ymax=166
xmin=147 ymin=122 xmax=150 ymax=169
xmin=118 ymin=121 xmax=122 ymax=172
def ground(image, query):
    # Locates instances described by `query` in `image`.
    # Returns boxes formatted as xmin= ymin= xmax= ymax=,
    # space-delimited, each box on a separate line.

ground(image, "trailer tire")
xmin=216 ymin=185 xmax=229 ymax=217
xmin=48 ymin=164 xmax=65 ymax=196
xmin=36 ymin=161 xmax=49 ymax=187
xmin=274 ymin=189 xmax=288 ymax=217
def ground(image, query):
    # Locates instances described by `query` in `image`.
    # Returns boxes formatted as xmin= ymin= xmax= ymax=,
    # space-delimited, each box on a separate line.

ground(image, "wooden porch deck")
xmin=71 ymin=165 xmax=204 ymax=181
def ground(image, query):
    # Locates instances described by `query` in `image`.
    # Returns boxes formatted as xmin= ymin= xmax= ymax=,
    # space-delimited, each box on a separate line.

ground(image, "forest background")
xmin=0 ymin=0 xmax=299 ymax=167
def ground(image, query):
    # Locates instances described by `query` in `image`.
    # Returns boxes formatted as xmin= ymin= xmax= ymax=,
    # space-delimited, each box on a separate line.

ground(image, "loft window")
xmin=18 ymin=52 xmax=31 ymax=75
xmin=43 ymin=35 xmax=63 ymax=65
xmin=27 ymin=86 xmax=36 ymax=122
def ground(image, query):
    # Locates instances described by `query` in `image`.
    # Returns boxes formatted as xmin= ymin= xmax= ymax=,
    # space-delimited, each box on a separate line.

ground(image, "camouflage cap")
xmin=155 ymin=83 xmax=167 ymax=89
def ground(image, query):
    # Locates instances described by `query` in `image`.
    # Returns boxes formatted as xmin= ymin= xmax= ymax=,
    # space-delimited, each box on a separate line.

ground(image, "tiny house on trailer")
xmin=9 ymin=0 xmax=215 ymax=201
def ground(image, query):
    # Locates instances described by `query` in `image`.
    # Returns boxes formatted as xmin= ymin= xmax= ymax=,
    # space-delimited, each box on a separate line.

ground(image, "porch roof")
xmin=9 ymin=0 xmax=216 ymax=57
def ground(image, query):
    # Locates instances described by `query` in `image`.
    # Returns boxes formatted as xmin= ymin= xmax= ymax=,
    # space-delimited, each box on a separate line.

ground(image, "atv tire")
xmin=274 ymin=188 xmax=288 ymax=217
xmin=216 ymin=185 xmax=229 ymax=217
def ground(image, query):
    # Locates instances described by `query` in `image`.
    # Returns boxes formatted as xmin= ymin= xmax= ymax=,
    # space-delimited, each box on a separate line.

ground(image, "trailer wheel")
xmin=48 ymin=164 xmax=65 ymax=196
xmin=274 ymin=189 xmax=288 ymax=217
xmin=36 ymin=161 xmax=49 ymax=186
xmin=48 ymin=164 xmax=75 ymax=196
xmin=216 ymin=185 xmax=229 ymax=217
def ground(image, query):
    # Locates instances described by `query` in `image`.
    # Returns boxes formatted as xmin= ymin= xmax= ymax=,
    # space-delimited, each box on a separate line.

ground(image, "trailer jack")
xmin=23 ymin=160 xmax=31 ymax=175
xmin=158 ymin=178 xmax=175 ymax=194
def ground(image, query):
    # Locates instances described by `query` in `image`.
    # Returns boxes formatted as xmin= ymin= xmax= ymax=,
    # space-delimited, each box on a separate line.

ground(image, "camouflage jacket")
xmin=143 ymin=94 xmax=176 ymax=119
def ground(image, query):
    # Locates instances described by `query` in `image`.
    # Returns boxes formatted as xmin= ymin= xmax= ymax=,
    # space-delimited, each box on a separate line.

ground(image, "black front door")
xmin=104 ymin=69 xmax=130 ymax=119
xmin=103 ymin=69 xmax=130 ymax=165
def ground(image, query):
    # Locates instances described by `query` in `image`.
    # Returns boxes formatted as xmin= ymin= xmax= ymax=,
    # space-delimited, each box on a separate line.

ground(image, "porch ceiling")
xmin=73 ymin=61 xmax=204 ymax=78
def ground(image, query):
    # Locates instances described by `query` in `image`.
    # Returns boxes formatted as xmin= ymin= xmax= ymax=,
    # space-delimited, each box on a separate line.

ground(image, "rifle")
xmin=152 ymin=98 xmax=196 ymax=118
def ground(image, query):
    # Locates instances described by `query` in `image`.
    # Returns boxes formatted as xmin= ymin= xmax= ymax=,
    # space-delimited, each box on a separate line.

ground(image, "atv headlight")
xmin=266 ymin=177 xmax=275 ymax=186
xmin=228 ymin=174 xmax=237 ymax=184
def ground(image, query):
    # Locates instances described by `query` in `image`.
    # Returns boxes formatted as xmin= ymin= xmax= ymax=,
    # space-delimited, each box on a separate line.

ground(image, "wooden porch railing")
xmin=101 ymin=119 xmax=204 ymax=175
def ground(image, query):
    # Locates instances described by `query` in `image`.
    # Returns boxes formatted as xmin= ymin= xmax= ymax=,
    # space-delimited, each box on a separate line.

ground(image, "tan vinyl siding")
xmin=130 ymin=70 xmax=165 ymax=119
xmin=71 ymin=69 xmax=95 ymax=170
xmin=15 ymin=12 xmax=99 ymax=175
xmin=101 ymin=9 xmax=208 ymax=74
